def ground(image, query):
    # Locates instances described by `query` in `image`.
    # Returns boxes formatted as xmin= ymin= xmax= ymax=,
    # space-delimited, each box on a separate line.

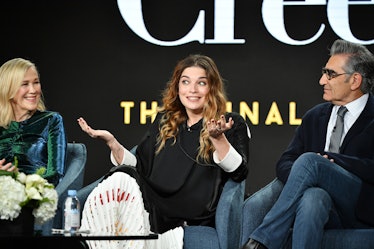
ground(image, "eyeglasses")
xmin=322 ymin=68 xmax=352 ymax=80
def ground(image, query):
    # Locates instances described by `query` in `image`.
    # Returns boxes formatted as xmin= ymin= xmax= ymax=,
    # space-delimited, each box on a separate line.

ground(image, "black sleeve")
xmin=224 ymin=112 xmax=250 ymax=182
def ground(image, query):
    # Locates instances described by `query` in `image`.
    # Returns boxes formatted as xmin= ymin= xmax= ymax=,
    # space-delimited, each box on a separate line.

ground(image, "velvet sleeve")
xmin=46 ymin=112 xmax=67 ymax=185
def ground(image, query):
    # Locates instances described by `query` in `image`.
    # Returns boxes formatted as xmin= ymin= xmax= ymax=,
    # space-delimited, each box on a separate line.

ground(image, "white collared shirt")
xmin=324 ymin=93 xmax=369 ymax=151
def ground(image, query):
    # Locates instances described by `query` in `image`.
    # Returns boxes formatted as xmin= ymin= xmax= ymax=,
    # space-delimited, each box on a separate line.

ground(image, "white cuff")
xmin=213 ymin=145 xmax=242 ymax=172
xmin=110 ymin=146 xmax=137 ymax=166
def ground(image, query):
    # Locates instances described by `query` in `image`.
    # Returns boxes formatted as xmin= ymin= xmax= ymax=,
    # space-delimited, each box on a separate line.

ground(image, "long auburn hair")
xmin=156 ymin=54 xmax=227 ymax=163
xmin=0 ymin=58 xmax=46 ymax=128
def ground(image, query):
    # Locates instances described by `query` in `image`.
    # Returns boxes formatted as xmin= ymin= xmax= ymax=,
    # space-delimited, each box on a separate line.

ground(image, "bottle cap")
xmin=68 ymin=189 xmax=77 ymax=196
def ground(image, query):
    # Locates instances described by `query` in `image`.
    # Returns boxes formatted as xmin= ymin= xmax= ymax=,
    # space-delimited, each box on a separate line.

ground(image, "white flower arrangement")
xmin=0 ymin=165 xmax=58 ymax=225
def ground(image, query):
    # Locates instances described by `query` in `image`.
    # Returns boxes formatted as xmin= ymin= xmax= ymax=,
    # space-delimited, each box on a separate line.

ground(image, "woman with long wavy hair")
xmin=78 ymin=54 xmax=250 ymax=249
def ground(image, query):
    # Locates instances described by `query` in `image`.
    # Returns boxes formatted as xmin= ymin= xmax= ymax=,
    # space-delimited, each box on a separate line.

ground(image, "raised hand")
xmin=77 ymin=117 xmax=115 ymax=144
xmin=206 ymin=115 xmax=234 ymax=138
xmin=77 ymin=117 xmax=126 ymax=164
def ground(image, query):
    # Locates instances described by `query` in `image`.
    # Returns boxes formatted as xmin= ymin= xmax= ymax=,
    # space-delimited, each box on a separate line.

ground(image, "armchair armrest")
xmin=36 ymin=143 xmax=87 ymax=234
xmin=56 ymin=143 xmax=87 ymax=195
xmin=240 ymin=178 xmax=283 ymax=246
xmin=55 ymin=143 xmax=87 ymax=227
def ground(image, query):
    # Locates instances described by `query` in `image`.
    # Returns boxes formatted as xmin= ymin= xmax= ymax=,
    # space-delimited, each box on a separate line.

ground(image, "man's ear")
xmin=351 ymin=72 xmax=363 ymax=91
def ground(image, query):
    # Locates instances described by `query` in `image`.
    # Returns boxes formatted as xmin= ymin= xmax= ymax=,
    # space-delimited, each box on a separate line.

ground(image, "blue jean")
xmin=250 ymin=152 xmax=363 ymax=249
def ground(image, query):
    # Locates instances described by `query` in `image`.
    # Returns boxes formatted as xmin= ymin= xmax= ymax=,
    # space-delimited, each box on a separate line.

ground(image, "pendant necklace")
xmin=186 ymin=120 xmax=191 ymax=132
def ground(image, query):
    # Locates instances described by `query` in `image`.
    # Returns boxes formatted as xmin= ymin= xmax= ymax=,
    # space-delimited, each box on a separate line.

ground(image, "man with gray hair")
xmin=241 ymin=39 xmax=374 ymax=249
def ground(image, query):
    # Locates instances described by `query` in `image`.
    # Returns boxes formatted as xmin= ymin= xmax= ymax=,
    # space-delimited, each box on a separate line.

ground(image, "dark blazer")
xmin=276 ymin=94 xmax=374 ymax=226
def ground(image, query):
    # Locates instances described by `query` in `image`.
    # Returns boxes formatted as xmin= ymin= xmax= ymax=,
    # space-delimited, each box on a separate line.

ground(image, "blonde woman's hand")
xmin=0 ymin=159 xmax=17 ymax=172
xmin=207 ymin=115 xmax=234 ymax=138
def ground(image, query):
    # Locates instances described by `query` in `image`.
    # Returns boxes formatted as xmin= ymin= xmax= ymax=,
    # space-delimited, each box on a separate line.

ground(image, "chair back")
xmin=36 ymin=142 xmax=87 ymax=234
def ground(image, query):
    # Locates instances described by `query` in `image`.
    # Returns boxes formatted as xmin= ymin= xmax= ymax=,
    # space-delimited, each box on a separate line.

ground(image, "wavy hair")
xmin=0 ymin=58 xmax=45 ymax=128
xmin=156 ymin=54 xmax=227 ymax=163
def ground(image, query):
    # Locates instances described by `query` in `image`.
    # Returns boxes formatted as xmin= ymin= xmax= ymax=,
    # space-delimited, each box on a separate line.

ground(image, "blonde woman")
xmin=0 ymin=58 xmax=66 ymax=186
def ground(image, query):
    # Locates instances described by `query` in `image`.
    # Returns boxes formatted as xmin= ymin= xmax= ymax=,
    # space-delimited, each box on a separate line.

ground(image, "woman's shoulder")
xmin=39 ymin=110 xmax=62 ymax=117
xmin=33 ymin=110 xmax=64 ymax=123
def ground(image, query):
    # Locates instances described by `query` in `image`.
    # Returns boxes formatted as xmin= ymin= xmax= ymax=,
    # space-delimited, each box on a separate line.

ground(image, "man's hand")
xmin=317 ymin=153 xmax=334 ymax=163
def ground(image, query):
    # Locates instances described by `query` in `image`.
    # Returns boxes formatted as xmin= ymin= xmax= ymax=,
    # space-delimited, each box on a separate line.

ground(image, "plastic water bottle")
xmin=64 ymin=189 xmax=81 ymax=235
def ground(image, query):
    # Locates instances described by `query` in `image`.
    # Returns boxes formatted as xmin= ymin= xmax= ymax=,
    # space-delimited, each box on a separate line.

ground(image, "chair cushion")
xmin=322 ymin=229 xmax=374 ymax=249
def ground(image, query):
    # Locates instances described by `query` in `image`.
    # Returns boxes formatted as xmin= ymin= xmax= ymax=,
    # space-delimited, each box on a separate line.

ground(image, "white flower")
xmin=0 ymin=168 xmax=58 ymax=225
xmin=16 ymin=172 xmax=27 ymax=184
xmin=33 ymin=187 xmax=58 ymax=224
xmin=0 ymin=175 xmax=27 ymax=220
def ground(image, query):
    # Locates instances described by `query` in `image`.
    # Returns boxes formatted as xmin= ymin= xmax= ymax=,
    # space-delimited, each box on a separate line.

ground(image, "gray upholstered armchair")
xmin=35 ymin=142 xmax=87 ymax=235
xmin=240 ymin=178 xmax=374 ymax=249
xmin=183 ymin=179 xmax=246 ymax=249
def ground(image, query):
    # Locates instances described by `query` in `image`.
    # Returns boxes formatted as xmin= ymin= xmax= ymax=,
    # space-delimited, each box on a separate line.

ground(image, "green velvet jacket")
xmin=0 ymin=111 xmax=67 ymax=186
